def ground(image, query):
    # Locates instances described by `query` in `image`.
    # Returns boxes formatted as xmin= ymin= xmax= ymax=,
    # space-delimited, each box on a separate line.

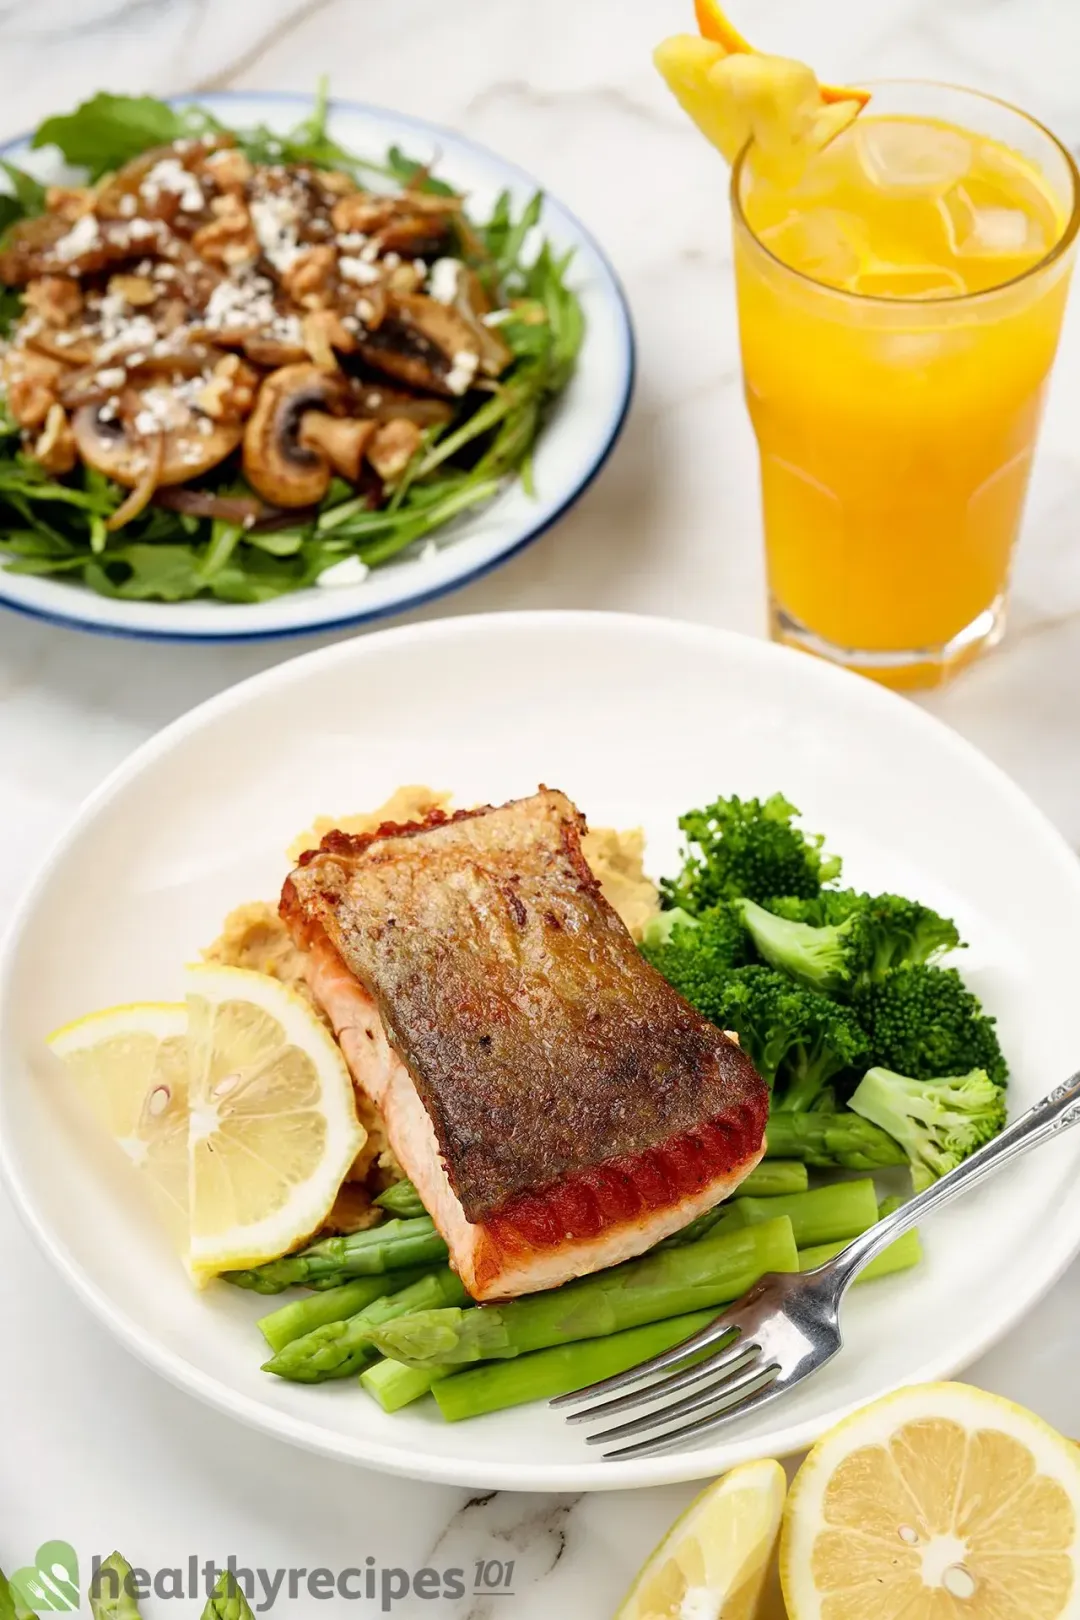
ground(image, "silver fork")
xmin=553 ymin=1071 xmax=1080 ymax=1459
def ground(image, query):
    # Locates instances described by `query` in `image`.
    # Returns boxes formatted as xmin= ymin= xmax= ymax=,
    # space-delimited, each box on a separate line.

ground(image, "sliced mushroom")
xmin=299 ymin=413 xmax=376 ymax=482
xmin=350 ymin=383 xmax=454 ymax=428
xmin=71 ymin=401 xmax=242 ymax=488
xmin=241 ymin=334 xmax=309 ymax=368
xmin=356 ymin=293 xmax=481 ymax=397
xmin=242 ymin=362 xmax=355 ymax=506
xmin=450 ymin=266 xmax=512 ymax=378
xmin=366 ymin=417 xmax=423 ymax=482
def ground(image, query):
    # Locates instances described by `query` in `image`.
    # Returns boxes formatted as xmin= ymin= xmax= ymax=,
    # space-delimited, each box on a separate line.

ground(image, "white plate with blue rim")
xmin=0 ymin=92 xmax=633 ymax=642
xmin=3 ymin=611 xmax=1080 ymax=1490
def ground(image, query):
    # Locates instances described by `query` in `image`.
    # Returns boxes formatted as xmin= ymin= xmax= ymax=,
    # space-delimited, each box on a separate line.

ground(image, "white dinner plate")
xmin=3 ymin=611 xmax=1080 ymax=1491
xmin=0 ymin=93 xmax=633 ymax=642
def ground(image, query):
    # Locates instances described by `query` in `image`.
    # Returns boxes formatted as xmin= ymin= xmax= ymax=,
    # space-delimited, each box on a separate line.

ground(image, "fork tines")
xmin=551 ymin=1308 xmax=786 ymax=1459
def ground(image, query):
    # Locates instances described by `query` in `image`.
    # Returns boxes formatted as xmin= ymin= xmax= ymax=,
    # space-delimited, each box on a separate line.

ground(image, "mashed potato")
xmin=204 ymin=788 xmax=661 ymax=1231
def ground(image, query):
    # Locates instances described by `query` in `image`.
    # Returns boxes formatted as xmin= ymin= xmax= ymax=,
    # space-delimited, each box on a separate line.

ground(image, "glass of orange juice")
xmin=732 ymin=81 xmax=1080 ymax=689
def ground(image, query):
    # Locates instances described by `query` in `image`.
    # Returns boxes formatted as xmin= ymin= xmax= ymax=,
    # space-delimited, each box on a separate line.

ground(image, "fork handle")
xmin=827 ymin=1068 xmax=1080 ymax=1286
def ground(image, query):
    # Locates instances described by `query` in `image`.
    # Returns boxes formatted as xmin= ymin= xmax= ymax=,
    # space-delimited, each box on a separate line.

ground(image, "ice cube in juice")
xmin=734 ymin=110 xmax=1075 ymax=682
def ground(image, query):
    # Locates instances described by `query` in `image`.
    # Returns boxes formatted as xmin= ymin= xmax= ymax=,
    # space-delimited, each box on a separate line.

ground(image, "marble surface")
xmin=2 ymin=0 xmax=1079 ymax=1611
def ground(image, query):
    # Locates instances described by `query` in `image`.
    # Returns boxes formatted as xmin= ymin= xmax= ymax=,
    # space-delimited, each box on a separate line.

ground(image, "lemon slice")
xmin=616 ymin=1456 xmax=787 ymax=1620
xmin=185 ymin=963 xmax=364 ymax=1278
xmin=655 ymin=37 xmax=864 ymax=183
xmin=47 ymin=1002 xmax=190 ymax=1251
xmin=782 ymin=1381 xmax=1080 ymax=1620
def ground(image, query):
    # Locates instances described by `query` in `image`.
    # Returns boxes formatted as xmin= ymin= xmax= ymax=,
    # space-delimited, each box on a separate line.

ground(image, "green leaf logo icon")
xmin=10 ymin=1545 xmax=79 ymax=1613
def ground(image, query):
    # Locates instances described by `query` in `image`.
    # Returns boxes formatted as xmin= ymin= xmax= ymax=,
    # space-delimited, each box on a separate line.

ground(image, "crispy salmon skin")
xmin=282 ymin=789 xmax=768 ymax=1298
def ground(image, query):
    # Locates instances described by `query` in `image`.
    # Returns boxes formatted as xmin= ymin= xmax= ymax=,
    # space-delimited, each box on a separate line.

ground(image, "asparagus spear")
xmin=224 ymin=1217 xmax=448 ymax=1294
xmin=367 ymin=1215 xmax=798 ymax=1369
xmin=362 ymin=1357 xmax=445 ymax=1414
xmin=257 ymin=1267 xmax=429 ymax=1352
xmin=764 ymin=1109 xmax=906 ymax=1169
xmin=739 ymin=1160 xmax=809 ymax=1197
xmin=799 ymin=1195 xmax=922 ymax=1281
xmin=374 ymin=1180 xmax=427 ymax=1218
xmin=202 ymin=1573 xmax=255 ymax=1620
xmin=89 ymin=1556 xmax=142 ymax=1620
xmin=263 ymin=1266 xmax=470 ymax=1382
xmin=725 ymin=1178 xmax=879 ymax=1248
xmin=433 ymin=1308 xmax=719 ymax=1422
xmin=798 ymin=1229 xmax=923 ymax=1281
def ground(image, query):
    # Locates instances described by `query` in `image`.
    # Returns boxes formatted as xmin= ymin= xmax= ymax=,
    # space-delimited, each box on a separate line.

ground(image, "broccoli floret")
xmin=849 ymin=1065 xmax=1007 ymax=1189
xmin=640 ymin=904 xmax=752 ymax=1020
xmin=854 ymin=964 xmax=1007 ymax=1086
xmin=661 ymin=793 xmax=841 ymax=914
xmin=737 ymin=893 xmax=961 ymax=996
xmin=675 ymin=964 xmax=869 ymax=1112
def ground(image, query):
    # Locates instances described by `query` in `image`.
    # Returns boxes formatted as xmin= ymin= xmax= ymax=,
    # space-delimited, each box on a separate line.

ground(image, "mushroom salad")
xmin=0 ymin=88 xmax=583 ymax=602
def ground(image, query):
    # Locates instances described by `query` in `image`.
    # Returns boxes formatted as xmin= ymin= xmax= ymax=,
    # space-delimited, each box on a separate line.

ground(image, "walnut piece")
xmin=192 ymin=194 xmax=257 ymax=268
xmin=44 ymin=186 xmax=95 ymax=223
xmin=281 ymin=244 xmax=337 ymax=307
xmin=3 ymin=349 xmax=64 ymax=428
xmin=195 ymin=353 xmax=260 ymax=421
xmin=22 ymin=276 xmax=83 ymax=325
xmin=202 ymin=147 xmax=254 ymax=191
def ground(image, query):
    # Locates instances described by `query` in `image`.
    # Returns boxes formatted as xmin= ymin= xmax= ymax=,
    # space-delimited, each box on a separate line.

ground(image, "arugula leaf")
xmin=385 ymin=144 xmax=456 ymax=198
xmin=0 ymin=159 xmax=46 ymax=215
xmin=32 ymin=92 xmax=215 ymax=179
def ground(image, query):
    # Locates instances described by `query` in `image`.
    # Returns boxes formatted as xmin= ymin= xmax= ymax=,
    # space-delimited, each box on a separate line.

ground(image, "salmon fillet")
xmin=281 ymin=789 xmax=768 ymax=1300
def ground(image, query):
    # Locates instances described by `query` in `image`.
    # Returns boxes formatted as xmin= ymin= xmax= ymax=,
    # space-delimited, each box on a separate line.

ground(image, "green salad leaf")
xmin=0 ymin=89 xmax=586 ymax=604
xmin=32 ymin=92 xmax=218 ymax=177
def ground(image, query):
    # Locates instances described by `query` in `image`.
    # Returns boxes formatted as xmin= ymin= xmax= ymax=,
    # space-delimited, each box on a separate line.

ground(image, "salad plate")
xmin=0 ymin=92 xmax=633 ymax=642
xmin=3 ymin=610 xmax=1080 ymax=1490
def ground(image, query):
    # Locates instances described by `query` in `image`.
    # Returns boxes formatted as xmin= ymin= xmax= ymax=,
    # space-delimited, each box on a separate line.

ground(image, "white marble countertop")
xmin=2 ymin=0 xmax=1079 ymax=1611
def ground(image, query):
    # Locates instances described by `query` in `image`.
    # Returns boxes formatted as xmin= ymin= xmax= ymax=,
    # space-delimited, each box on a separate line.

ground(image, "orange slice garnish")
xmin=693 ymin=0 xmax=870 ymax=110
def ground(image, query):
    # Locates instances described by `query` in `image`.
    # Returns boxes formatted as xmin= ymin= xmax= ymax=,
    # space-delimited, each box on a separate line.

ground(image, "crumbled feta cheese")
xmin=428 ymin=257 xmax=463 ymax=304
xmin=444 ymin=348 xmax=479 ymax=395
xmin=317 ymin=556 xmax=370 ymax=589
xmin=359 ymin=238 xmax=381 ymax=263
xmin=94 ymin=367 xmax=126 ymax=390
xmin=118 ymin=194 xmax=137 ymax=217
xmin=338 ymin=255 xmax=382 ymax=285
xmin=337 ymin=232 xmax=369 ymax=251
xmin=141 ymin=157 xmax=205 ymax=213
xmin=249 ymin=194 xmax=303 ymax=271
xmin=128 ymin=218 xmax=157 ymax=240
xmin=53 ymin=213 xmax=101 ymax=263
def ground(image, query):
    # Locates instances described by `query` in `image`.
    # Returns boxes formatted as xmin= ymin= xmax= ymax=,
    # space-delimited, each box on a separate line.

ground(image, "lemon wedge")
xmin=782 ymin=1381 xmax=1080 ymax=1620
xmin=47 ymin=1002 xmax=191 ymax=1251
xmin=185 ymin=963 xmax=364 ymax=1279
xmin=616 ymin=1457 xmax=787 ymax=1620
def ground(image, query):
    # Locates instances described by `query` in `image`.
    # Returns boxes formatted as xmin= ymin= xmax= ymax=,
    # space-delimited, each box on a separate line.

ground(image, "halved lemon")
xmin=782 ymin=1381 xmax=1080 ymax=1620
xmin=692 ymin=0 xmax=871 ymax=110
xmin=185 ymin=963 xmax=364 ymax=1279
xmin=47 ymin=1002 xmax=190 ymax=1251
xmin=616 ymin=1456 xmax=787 ymax=1620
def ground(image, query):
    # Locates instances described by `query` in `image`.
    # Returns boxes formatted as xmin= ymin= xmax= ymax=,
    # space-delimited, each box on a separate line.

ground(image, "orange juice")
xmin=732 ymin=85 xmax=1079 ymax=687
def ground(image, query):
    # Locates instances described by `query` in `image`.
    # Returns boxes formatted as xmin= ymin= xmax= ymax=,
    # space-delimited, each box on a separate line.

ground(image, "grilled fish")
xmin=281 ymin=789 xmax=768 ymax=1300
